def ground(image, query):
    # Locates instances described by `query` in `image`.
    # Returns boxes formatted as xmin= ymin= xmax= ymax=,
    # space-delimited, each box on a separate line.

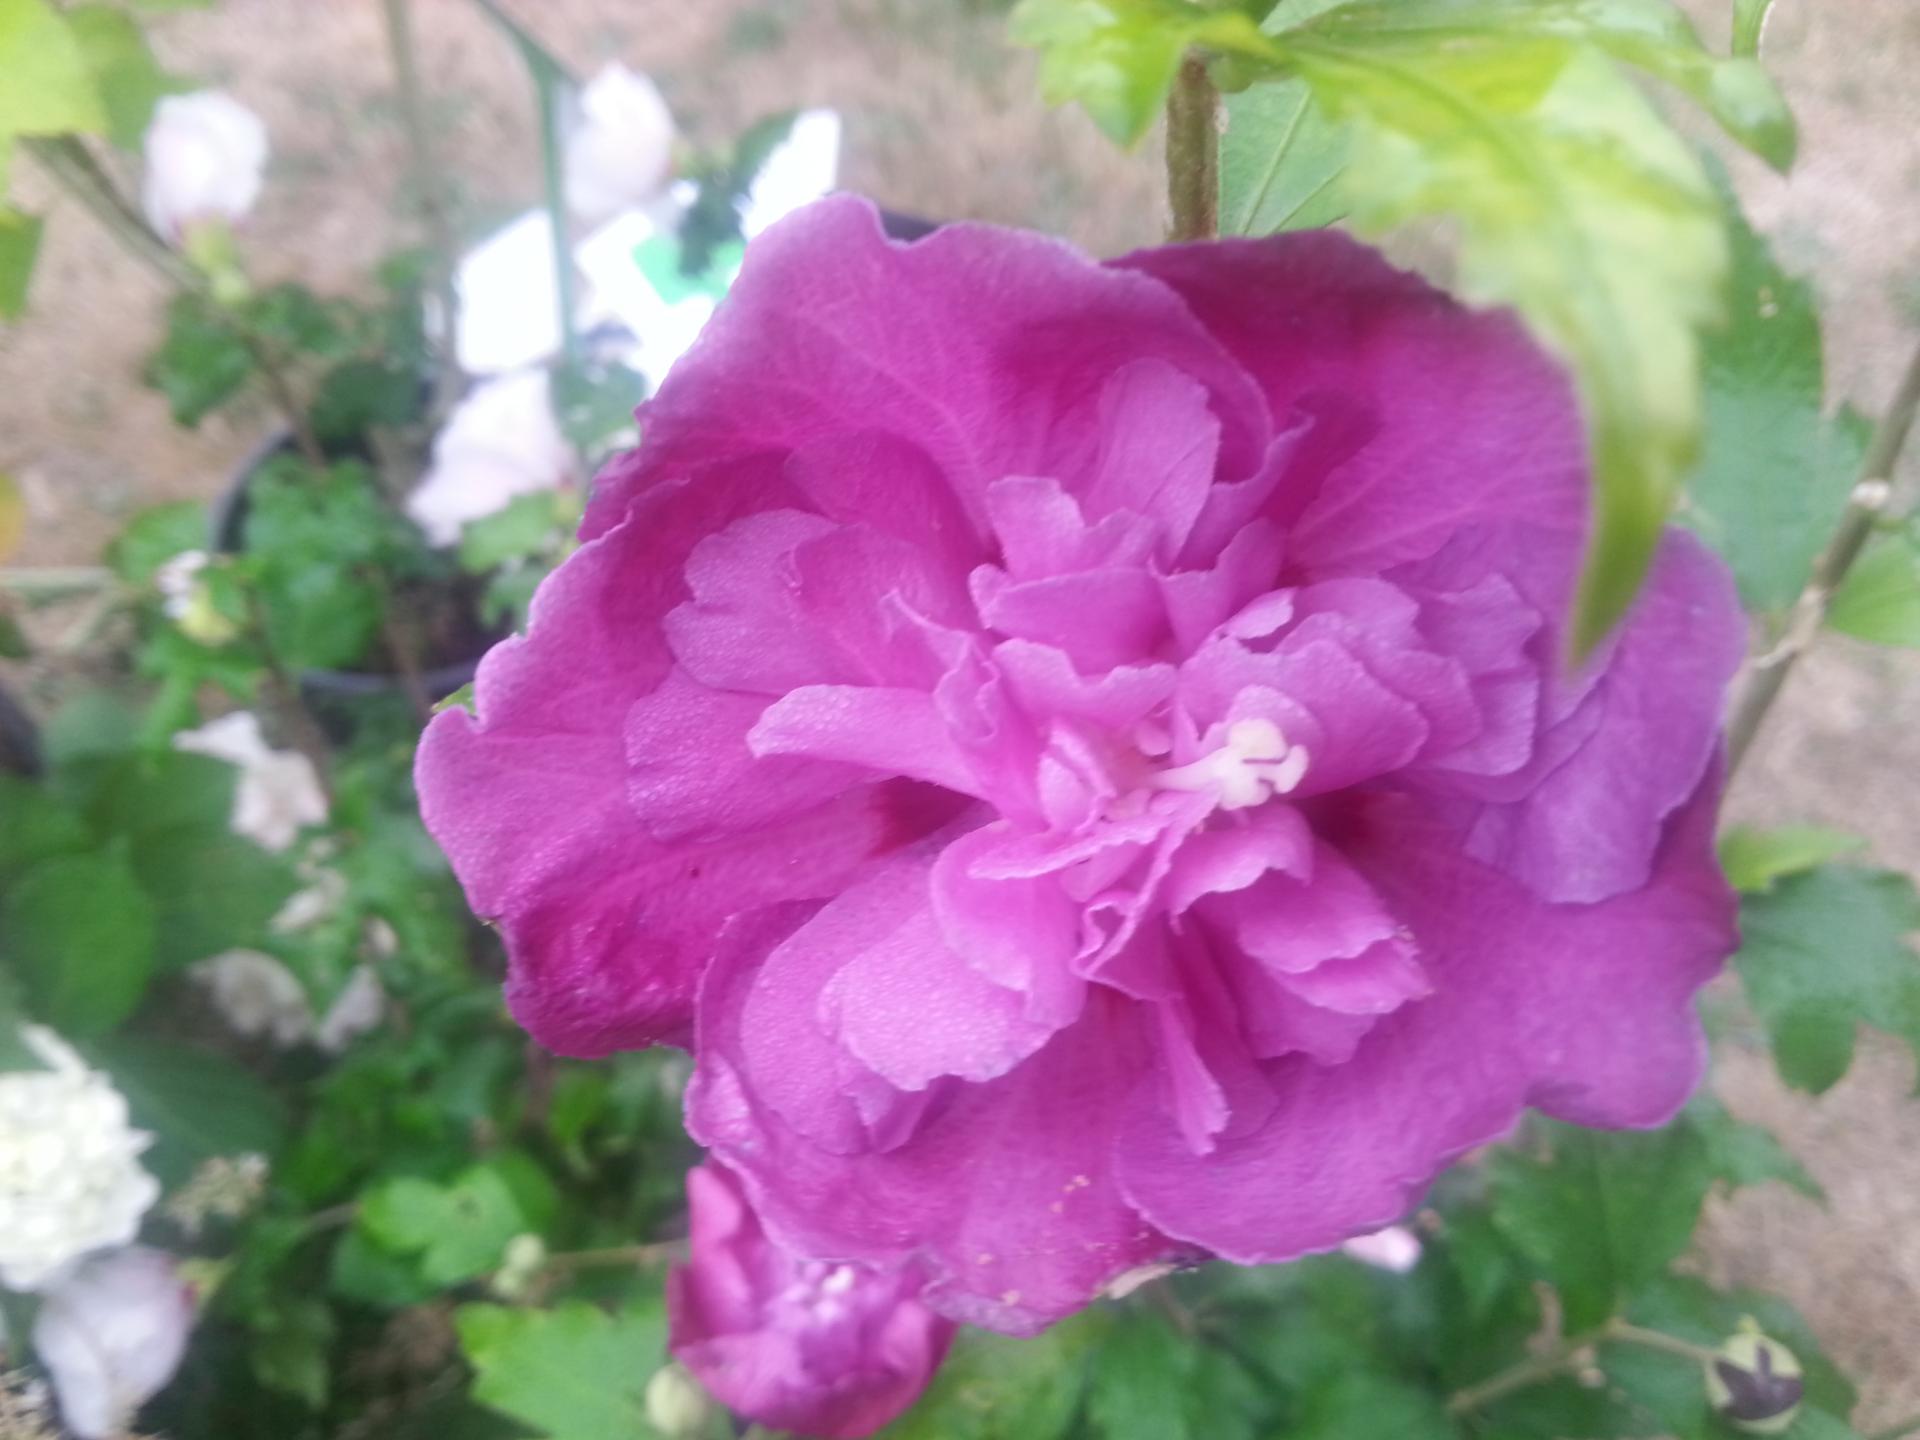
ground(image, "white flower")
xmin=453 ymin=210 xmax=566 ymax=376
xmin=173 ymin=712 xmax=327 ymax=853
xmin=153 ymin=550 xmax=209 ymax=620
xmin=739 ymin=109 xmax=840 ymax=239
xmin=564 ymin=64 xmax=676 ymax=228
xmin=270 ymin=867 xmax=348 ymax=934
xmin=140 ymin=91 xmax=268 ymax=241
xmin=314 ymin=966 xmax=385 ymax=1054
xmin=190 ymin=950 xmax=312 ymax=1046
xmin=406 ymin=370 xmax=574 ymax=546
xmin=0 ymin=1029 xmax=160 ymax=1293
xmin=1340 ymin=1225 xmax=1423 ymax=1274
xmin=32 ymin=1248 xmax=194 ymax=1439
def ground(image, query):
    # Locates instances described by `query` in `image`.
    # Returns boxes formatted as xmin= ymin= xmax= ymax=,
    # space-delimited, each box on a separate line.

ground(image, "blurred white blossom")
xmin=0 ymin=1029 xmax=160 ymax=1293
xmin=407 ymin=370 xmax=574 ymax=546
xmin=313 ymin=965 xmax=385 ymax=1053
xmin=141 ymin=91 xmax=268 ymax=241
xmin=173 ymin=712 xmax=327 ymax=853
xmin=565 ymin=64 xmax=676 ymax=228
xmin=32 ymin=1248 xmax=194 ymax=1439
xmin=270 ymin=867 xmax=348 ymax=934
xmin=154 ymin=549 xmax=239 ymax=648
xmin=739 ymin=108 xmax=840 ymax=239
xmin=1340 ymin=1225 xmax=1423 ymax=1274
xmin=161 ymin=1155 xmax=269 ymax=1238
xmin=190 ymin=950 xmax=311 ymax=1047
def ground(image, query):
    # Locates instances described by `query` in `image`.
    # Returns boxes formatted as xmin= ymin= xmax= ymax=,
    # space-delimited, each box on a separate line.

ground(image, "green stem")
xmin=1447 ymin=1317 xmax=1721 ymax=1416
xmin=379 ymin=0 xmax=465 ymax=423
xmin=1726 ymin=335 xmax=1920 ymax=772
xmin=1165 ymin=53 xmax=1219 ymax=243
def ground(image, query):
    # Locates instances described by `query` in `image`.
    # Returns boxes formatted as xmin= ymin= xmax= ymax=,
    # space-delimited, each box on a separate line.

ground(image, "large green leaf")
xmin=1732 ymin=0 xmax=1776 ymax=57
xmin=1290 ymin=1371 xmax=1459 ymax=1440
xmin=3 ymin=850 xmax=157 ymax=1034
xmin=1081 ymin=1304 xmax=1267 ymax=1440
xmin=1009 ymin=0 xmax=1278 ymax=145
xmin=1733 ymin=864 xmax=1920 ymax=1094
xmin=106 ymin=501 xmax=208 ymax=586
xmin=1490 ymin=1120 xmax=1713 ymax=1330
xmin=0 ymin=204 xmax=44 ymax=320
xmin=1828 ymin=527 xmax=1920 ymax=647
xmin=1718 ymin=824 xmax=1866 ymax=895
xmin=145 ymin=292 xmax=255 ymax=426
xmin=1269 ymin=6 xmax=1734 ymax=653
xmin=85 ymin=1036 xmax=288 ymax=1187
xmin=0 ymin=0 xmax=106 ymax=138
xmin=456 ymin=1301 xmax=666 ymax=1440
xmin=65 ymin=4 xmax=178 ymax=150
xmin=1219 ymin=76 xmax=1349 ymax=234
xmin=358 ymin=1164 xmax=534 ymax=1288
xmin=1684 ymin=169 xmax=1864 ymax=613
xmin=0 ymin=774 xmax=91 ymax=884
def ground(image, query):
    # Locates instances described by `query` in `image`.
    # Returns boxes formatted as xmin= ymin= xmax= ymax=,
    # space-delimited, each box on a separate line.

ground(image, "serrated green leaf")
xmin=1220 ymin=76 xmax=1350 ymax=235
xmin=107 ymin=501 xmax=208 ymax=585
xmin=1490 ymin=1120 xmax=1713 ymax=1330
xmin=3 ymin=850 xmax=157 ymax=1034
xmin=1733 ymin=0 xmax=1776 ymax=58
xmin=1683 ymin=166 xmax=1864 ymax=613
xmin=1009 ymin=0 xmax=1278 ymax=145
xmin=1828 ymin=529 xmax=1920 ymax=647
xmin=1718 ymin=825 xmax=1866 ymax=895
xmin=85 ymin=1036 xmax=288 ymax=1188
xmin=1733 ymin=864 xmax=1920 ymax=1094
xmin=1271 ymin=10 xmax=1727 ymax=654
xmin=145 ymin=292 xmax=255 ymax=425
xmin=0 ymin=205 xmax=44 ymax=320
xmin=879 ymin=1314 xmax=1097 ymax=1440
xmin=456 ymin=1300 xmax=666 ymax=1440
xmin=65 ymin=4 xmax=179 ymax=150
xmin=359 ymin=1164 xmax=529 ymax=1287
xmin=0 ymin=0 xmax=107 ymax=138
xmin=1683 ymin=1092 xmax=1822 ymax=1201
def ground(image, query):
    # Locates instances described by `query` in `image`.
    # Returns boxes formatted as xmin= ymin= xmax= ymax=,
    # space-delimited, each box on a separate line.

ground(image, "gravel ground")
xmin=1 ymin=0 xmax=1915 ymax=1420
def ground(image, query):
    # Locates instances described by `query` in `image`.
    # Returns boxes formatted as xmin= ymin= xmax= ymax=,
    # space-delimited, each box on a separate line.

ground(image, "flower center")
xmin=1146 ymin=718 xmax=1309 ymax=811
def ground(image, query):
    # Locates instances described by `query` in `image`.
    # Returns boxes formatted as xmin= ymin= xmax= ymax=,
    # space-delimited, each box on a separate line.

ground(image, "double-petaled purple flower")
xmin=418 ymin=196 xmax=1742 ymax=1335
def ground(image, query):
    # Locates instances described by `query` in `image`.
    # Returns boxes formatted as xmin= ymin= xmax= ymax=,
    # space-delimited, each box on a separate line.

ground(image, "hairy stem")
xmin=1726 ymin=337 xmax=1920 ymax=771
xmin=379 ymin=0 xmax=465 ymax=423
xmin=1165 ymin=54 xmax=1220 ymax=243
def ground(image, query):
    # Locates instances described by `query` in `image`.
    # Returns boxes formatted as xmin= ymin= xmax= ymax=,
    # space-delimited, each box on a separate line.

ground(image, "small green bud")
xmin=1703 ymin=1318 xmax=1804 ymax=1435
xmin=644 ymin=1361 xmax=717 ymax=1439
xmin=487 ymin=1233 xmax=547 ymax=1302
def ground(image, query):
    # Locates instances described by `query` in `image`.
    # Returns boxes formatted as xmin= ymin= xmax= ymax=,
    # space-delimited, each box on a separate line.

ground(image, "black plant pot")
xmin=211 ymin=431 xmax=494 ymax=729
xmin=0 ymin=684 xmax=42 ymax=777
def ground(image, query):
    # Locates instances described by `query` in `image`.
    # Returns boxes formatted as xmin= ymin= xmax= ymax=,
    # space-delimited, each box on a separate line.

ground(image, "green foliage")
xmin=0 ymin=204 xmax=44 ymax=320
xmin=108 ymin=501 xmax=210 ymax=585
xmin=1733 ymin=0 xmax=1776 ymax=58
xmin=66 ymin=3 xmax=179 ymax=149
xmin=1685 ymin=1091 xmax=1822 ymax=1201
xmin=1828 ymin=526 xmax=1920 ymax=647
xmin=1734 ymin=863 xmax=1920 ymax=1094
xmin=88 ymin=1036 xmax=289 ymax=1187
xmin=1685 ymin=167 xmax=1864 ymax=614
xmin=1291 ymin=1372 xmax=1458 ymax=1439
xmin=3 ymin=849 xmax=157 ymax=1035
xmin=1009 ymin=0 xmax=1276 ymax=145
xmin=1219 ymin=76 xmax=1349 ymax=235
xmin=456 ymin=1300 xmax=667 ymax=1440
xmin=358 ymin=1164 xmax=533 ymax=1287
xmin=0 ymin=0 xmax=107 ymax=139
xmin=881 ymin=1314 xmax=1098 ymax=1440
xmin=1719 ymin=824 xmax=1866 ymax=895
xmin=147 ymin=293 xmax=256 ymax=426
xmin=552 ymin=358 xmax=645 ymax=457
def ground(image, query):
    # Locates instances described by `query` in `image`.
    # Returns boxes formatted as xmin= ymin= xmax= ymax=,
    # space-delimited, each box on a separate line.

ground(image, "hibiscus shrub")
xmin=3 ymin=0 xmax=1920 ymax=1438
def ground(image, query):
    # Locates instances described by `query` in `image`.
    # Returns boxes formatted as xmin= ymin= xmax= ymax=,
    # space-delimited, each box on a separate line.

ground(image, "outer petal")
xmin=587 ymin=195 xmax=1271 ymax=538
xmin=691 ymin=908 xmax=1182 ymax=1335
xmin=1114 ymin=775 xmax=1733 ymax=1263
xmin=1113 ymin=232 xmax=1587 ymax=577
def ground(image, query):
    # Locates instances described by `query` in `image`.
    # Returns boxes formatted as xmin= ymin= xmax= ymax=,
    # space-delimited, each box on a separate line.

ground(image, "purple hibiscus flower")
xmin=668 ymin=1161 xmax=954 ymax=1437
xmin=417 ymin=195 xmax=1743 ymax=1334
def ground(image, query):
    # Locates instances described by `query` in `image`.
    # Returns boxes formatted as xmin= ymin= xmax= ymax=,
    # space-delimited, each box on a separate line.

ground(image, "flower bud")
xmin=488 ymin=1233 xmax=547 ymax=1302
xmin=1703 ymin=1319 xmax=1804 ymax=1435
xmin=644 ymin=1361 xmax=716 ymax=1439
xmin=140 ymin=91 xmax=268 ymax=242
xmin=30 ymin=1247 xmax=195 ymax=1439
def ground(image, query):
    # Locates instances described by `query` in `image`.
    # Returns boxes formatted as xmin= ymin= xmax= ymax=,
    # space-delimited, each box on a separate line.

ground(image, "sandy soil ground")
xmin=2 ymin=0 xmax=1916 ymax=1422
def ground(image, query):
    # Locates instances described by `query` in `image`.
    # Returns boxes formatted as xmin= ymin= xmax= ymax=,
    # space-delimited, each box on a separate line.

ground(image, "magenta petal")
xmin=1080 ymin=359 xmax=1221 ymax=560
xmin=750 ymin=686 xmax=982 ymax=796
xmin=931 ymin=823 xmax=1087 ymax=1026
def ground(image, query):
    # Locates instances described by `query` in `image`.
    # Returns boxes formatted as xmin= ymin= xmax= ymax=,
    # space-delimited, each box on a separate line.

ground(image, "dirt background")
xmin=2 ymin=0 xmax=1916 ymax=1423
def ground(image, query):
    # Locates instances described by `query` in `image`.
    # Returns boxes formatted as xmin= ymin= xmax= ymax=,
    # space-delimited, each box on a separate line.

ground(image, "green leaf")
xmin=456 ymin=1300 xmax=666 ymax=1440
xmin=1683 ymin=166 xmax=1865 ymax=613
xmin=0 ymin=774 xmax=91 ymax=884
xmin=0 ymin=0 xmax=106 ymax=138
xmin=1683 ymin=1092 xmax=1822 ymax=1201
xmin=1718 ymin=825 xmax=1866 ymax=895
xmin=1291 ymin=1371 xmax=1459 ymax=1440
xmin=880 ymin=1314 xmax=1098 ymax=1440
xmin=146 ymin=293 xmax=255 ymax=426
xmin=1733 ymin=0 xmax=1776 ymax=58
xmin=1081 ymin=1304 xmax=1267 ymax=1440
xmin=3 ymin=851 xmax=157 ymax=1034
xmin=249 ymin=1296 xmax=334 ymax=1410
xmin=107 ymin=501 xmax=208 ymax=585
xmin=65 ymin=4 xmax=178 ymax=150
xmin=243 ymin=284 xmax=350 ymax=359
xmin=359 ymin=1164 xmax=529 ymax=1287
xmin=42 ymin=689 xmax=140 ymax=768
xmin=1268 ymin=4 xmax=1736 ymax=653
xmin=1009 ymin=0 xmax=1279 ymax=145
xmin=1219 ymin=76 xmax=1350 ymax=235
xmin=1828 ymin=528 xmax=1920 ymax=647
xmin=0 ymin=205 xmax=44 ymax=320
xmin=1490 ymin=1120 xmax=1713 ymax=1330
xmin=458 ymin=490 xmax=572 ymax=574
xmin=552 ymin=358 xmax=644 ymax=457
xmin=130 ymin=829 xmax=297 ymax=972
xmin=309 ymin=358 xmax=421 ymax=447
xmin=1733 ymin=864 xmax=1920 ymax=1094
xmin=85 ymin=1036 xmax=288 ymax=1187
